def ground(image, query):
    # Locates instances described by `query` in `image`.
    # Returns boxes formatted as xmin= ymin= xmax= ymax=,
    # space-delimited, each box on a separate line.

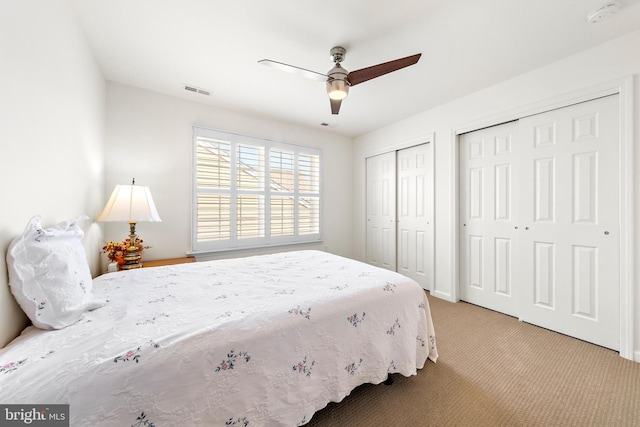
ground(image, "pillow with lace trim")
xmin=6 ymin=215 xmax=105 ymax=329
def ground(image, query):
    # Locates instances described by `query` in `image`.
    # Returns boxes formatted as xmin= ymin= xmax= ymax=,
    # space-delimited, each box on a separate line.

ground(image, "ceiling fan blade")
xmin=258 ymin=59 xmax=327 ymax=82
xmin=330 ymin=98 xmax=342 ymax=115
xmin=347 ymin=53 xmax=422 ymax=86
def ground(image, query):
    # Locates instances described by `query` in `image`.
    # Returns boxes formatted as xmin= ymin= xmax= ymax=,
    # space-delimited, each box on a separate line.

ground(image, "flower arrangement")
xmin=102 ymin=238 xmax=150 ymax=265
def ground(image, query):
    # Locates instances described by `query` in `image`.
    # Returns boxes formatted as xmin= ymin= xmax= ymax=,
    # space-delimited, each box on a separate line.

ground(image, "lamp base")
xmin=119 ymin=263 xmax=142 ymax=271
xmin=119 ymin=248 xmax=142 ymax=270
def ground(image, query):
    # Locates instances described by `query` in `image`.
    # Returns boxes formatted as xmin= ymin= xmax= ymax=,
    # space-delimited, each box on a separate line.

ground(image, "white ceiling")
xmin=70 ymin=0 xmax=640 ymax=137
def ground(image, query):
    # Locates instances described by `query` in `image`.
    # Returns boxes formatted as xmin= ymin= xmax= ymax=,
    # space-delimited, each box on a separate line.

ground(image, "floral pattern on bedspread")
xmin=114 ymin=347 xmax=142 ymax=364
xmin=132 ymin=412 xmax=155 ymax=427
xmin=215 ymin=350 xmax=251 ymax=372
xmin=293 ymin=356 xmax=315 ymax=377
xmin=347 ymin=312 xmax=366 ymax=327
xmin=1 ymin=359 xmax=27 ymax=374
xmin=0 ymin=250 xmax=438 ymax=426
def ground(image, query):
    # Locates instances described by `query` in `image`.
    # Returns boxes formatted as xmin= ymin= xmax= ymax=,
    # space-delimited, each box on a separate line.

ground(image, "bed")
xmin=1 ymin=246 xmax=437 ymax=426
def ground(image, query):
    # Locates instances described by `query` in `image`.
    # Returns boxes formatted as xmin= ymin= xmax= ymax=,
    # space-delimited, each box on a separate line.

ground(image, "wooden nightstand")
xmin=142 ymin=257 xmax=195 ymax=268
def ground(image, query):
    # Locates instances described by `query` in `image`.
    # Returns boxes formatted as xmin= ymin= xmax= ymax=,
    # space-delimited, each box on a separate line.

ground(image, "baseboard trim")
xmin=431 ymin=290 xmax=454 ymax=302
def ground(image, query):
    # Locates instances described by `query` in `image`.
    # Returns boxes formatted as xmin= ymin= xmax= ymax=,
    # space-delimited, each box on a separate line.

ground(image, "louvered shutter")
xmin=192 ymin=127 xmax=322 ymax=253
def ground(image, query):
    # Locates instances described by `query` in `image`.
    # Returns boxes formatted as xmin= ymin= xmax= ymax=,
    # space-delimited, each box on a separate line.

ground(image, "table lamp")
xmin=97 ymin=178 xmax=162 ymax=269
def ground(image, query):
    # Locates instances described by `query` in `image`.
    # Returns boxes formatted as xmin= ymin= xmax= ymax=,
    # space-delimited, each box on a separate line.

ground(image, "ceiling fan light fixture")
xmin=327 ymin=78 xmax=349 ymax=100
xmin=259 ymin=47 xmax=421 ymax=115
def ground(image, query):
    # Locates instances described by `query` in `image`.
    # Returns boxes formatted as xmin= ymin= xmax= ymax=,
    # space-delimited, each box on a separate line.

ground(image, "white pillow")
xmin=6 ymin=215 xmax=105 ymax=330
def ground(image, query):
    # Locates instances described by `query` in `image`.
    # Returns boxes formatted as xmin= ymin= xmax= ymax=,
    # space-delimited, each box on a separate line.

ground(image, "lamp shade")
xmin=97 ymin=184 xmax=162 ymax=223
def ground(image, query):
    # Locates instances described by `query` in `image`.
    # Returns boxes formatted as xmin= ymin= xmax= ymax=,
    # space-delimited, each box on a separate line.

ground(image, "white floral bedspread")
xmin=0 ymin=250 xmax=437 ymax=426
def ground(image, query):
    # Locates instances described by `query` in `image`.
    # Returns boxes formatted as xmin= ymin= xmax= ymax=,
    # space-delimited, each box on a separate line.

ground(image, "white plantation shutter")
xmin=192 ymin=127 xmax=322 ymax=252
xmin=197 ymin=193 xmax=231 ymax=241
xmin=195 ymin=139 xmax=231 ymax=242
xmin=269 ymin=149 xmax=295 ymax=237
xmin=236 ymin=143 xmax=265 ymax=239
xmin=298 ymin=153 xmax=320 ymax=235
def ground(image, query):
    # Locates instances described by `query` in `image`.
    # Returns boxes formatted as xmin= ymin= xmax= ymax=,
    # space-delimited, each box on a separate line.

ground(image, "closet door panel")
xmin=397 ymin=144 xmax=432 ymax=289
xmin=519 ymin=95 xmax=620 ymax=350
xmin=366 ymin=152 xmax=397 ymax=270
xmin=459 ymin=121 xmax=520 ymax=316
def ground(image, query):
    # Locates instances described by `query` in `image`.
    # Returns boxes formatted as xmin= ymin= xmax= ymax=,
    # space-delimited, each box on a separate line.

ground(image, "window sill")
xmin=188 ymin=240 xmax=324 ymax=260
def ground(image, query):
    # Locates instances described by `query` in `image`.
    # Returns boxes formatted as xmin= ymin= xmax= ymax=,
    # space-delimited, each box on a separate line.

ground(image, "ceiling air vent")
xmin=320 ymin=122 xmax=337 ymax=128
xmin=184 ymin=84 xmax=211 ymax=96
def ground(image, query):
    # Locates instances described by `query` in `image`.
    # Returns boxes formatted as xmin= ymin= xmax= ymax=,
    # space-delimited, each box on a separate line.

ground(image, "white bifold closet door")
xmin=460 ymin=95 xmax=620 ymax=350
xmin=366 ymin=144 xmax=433 ymax=290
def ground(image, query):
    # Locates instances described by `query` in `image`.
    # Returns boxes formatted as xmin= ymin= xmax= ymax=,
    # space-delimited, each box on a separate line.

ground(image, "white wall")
xmin=104 ymin=82 xmax=353 ymax=264
xmin=353 ymin=30 xmax=640 ymax=359
xmin=0 ymin=0 xmax=106 ymax=346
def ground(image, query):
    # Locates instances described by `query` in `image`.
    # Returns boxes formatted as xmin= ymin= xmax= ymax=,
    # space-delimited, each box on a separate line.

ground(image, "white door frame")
xmin=364 ymin=133 xmax=435 ymax=290
xmin=451 ymin=76 xmax=634 ymax=360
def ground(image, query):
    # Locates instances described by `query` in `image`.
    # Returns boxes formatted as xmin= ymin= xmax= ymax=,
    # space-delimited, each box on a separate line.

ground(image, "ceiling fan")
xmin=258 ymin=47 xmax=422 ymax=115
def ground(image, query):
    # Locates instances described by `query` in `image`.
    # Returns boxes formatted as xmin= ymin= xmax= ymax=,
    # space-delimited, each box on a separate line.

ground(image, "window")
xmin=192 ymin=127 xmax=321 ymax=252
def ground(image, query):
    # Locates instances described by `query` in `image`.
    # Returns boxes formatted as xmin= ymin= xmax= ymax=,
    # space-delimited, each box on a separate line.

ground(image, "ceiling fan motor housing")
xmin=327 ymin=63 xmax=349 ymax=100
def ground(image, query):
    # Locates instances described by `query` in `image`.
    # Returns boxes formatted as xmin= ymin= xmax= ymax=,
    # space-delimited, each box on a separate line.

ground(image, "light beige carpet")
xmin=306 ymin=292 xmax=640 ymax=426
